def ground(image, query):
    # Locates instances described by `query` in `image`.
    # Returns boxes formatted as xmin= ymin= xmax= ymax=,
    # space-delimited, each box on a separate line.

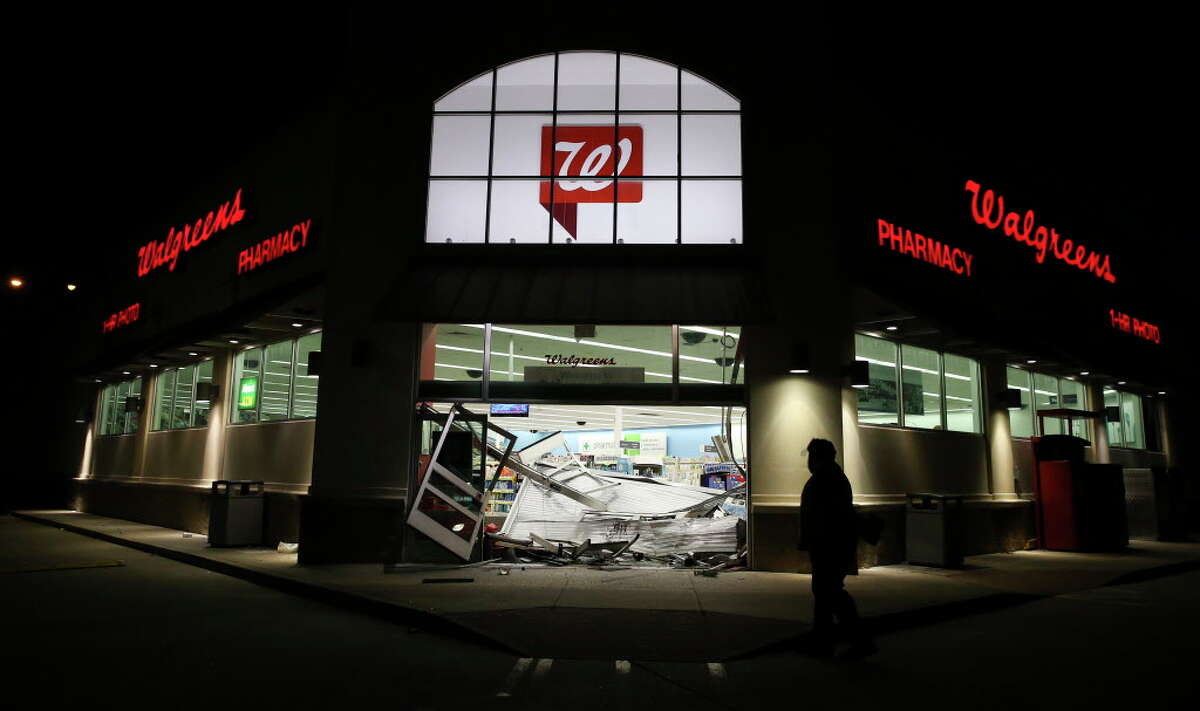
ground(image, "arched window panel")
xmin=428 ymin=52 xmax=741 ymax=244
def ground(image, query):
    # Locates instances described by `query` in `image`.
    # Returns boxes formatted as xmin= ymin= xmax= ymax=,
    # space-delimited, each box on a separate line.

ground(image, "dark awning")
xmin=378 ymin=261 xmax=772 ymax=325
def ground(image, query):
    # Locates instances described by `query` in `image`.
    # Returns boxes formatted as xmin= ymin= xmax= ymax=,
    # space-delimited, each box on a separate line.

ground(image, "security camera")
xmin=530 ymin=429 xmax=539 ymax=433
xmin=576 ymin=420 xmax=586 ymax=426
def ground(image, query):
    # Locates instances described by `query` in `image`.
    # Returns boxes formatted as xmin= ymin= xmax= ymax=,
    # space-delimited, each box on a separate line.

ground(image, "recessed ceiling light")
xmin=122 ymin=371 xmax=130 ymax=375
xmin=789 ymin=368 xmax=810 ymax=374
xmin=188 ymin=352 xmax=198 ymax=356
xmin=1080 ymin=371 xmax=1089 ymax=376
xmin=885 ymin=326 xmax=898 ymax=331
xmin=1026 ymin=359 xmax=1037 ymax=364
xmin=1117 ymin=381 xmax=1126 ymax=385
xmin=149 ymin=364 xmax=158 ymax=368
xmin=229 ymin=339 xmax=239 ymax=344
xmin=66 ymin=283 xmax=77 ymax=291
xmin=1158 ymin=391 xmax=1166 ymax=395
xmin=292 ymin=322 xmax=303 ymax=328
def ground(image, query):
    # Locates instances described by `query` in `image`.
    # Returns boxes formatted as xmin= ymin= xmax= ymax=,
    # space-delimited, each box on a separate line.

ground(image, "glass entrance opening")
xmin=407 ymin=402 xmax=748 ymax=569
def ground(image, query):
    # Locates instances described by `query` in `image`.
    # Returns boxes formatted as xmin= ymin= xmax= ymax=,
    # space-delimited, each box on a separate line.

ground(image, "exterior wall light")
xmin=8 ymin=277 xmax=23 ymax=288
xmin=789 ymin=344 xmax=811 ymax=374
xmin=1000 ymin=389 xmax=1024 ymax=410
xmin=845 ymin=359 xmax=870 ymax=388
xmin=66 ymin=283 xmax=77 ymax=291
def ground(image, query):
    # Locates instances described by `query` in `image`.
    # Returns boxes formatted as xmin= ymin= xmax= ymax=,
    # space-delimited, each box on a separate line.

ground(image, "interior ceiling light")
xmin=149 ymin=364 xmax=158 ymax=368
xmin=122 ymin=371 xmax=130 ymax=375
xmin=1026 ymin=359 xmax=1037 ymax=364
xmin=229 ymin=339 xmax=239 ymax=344
xmin=1158 ymin=391 xmax=1166 ymax=395
xmin=885 ymin=325 xmax=898 ymax=331
xmin=1117 ymin=381 xmax=1126 ymax=385
xmin=1080 ymin=371 xmax=1089 ymax=376
xmin=292 ymin=322 xmax=303 ymax=328
xmin=188 ymin=352 xmax=199 ymax=356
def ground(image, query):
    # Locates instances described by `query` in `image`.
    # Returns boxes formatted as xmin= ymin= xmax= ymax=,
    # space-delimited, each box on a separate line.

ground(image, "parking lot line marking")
xmin=495 ymin=657 xmax=533 ymax=697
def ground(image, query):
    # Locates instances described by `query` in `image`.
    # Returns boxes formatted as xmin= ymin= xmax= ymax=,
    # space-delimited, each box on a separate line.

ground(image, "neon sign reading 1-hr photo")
xmin=964 ymin=179 xmax=1117 ymax=284
xmin=1109 ymin=309 xmax=1161 ymax=344
xmin=102 ymin=303 xmax=140 ymax=333
xmin=137 ymin=189 xmax=246 ymax=277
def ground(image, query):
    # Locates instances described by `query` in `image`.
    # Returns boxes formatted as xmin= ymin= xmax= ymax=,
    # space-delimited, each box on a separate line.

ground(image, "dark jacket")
xmin=799 ymin=460 xmax=858 ymax=575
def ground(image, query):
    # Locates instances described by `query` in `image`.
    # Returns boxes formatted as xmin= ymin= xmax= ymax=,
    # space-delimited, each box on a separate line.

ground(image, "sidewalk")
xmin=14 ymin=510 xmax=1200 ymax=662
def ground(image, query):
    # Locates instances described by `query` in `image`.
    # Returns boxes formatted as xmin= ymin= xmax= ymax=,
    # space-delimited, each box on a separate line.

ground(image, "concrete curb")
xmin=12 ymin=511 xmax=526 ymax=657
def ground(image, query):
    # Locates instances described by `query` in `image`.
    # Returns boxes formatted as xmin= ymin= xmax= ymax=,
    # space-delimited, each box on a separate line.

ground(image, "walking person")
xmin=799 ymin=438 xmax=877 ymax=659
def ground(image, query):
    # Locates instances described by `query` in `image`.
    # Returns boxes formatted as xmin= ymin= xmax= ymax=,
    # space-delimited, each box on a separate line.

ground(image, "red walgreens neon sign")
xmin=102 ymin=303 xmax=140 ymax=333
xmin=877 ymin=219 xmax=974 ymax=277
xmin=964 ymin=179 xmax=1116 ymax=284
xmin=1109 ymin=309 xmax=1161 ymax=344
xmin=137 ymin=189 xmax=246 ymax=277
xmin=237 ymin=219 xmax=312 ymax=275
xmin=538 ymin=125 xmax=643 ymax=238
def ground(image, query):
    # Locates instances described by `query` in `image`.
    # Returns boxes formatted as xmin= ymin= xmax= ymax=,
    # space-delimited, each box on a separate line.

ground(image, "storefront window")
xmin=1120 ymin=392 xmax=1145 ymax=450
xmin=943 ymin=354 xmax=981 ymax=433
xmin=900 ymin=344 xmax=942 ymax=430
xmin=1059 ymin=378 xmax=1089 ymax=440
xmin=292 ymin=333 xmax=321 ymax=419
xmin=419 ymin=324 xmax=744 ymax=399
xmin=155 ymin=369 xmax=177 ymax=430
xmin=680 ymin=326 xmax=743 ymax=385
xmin=1104 ymin=388 xmax=1123 ymax=445
xmin=855 ymin=334 xmax=899 ymax=426
xmin=1032 ymin=373 xmax=1062 ymax=436
xmin=1006 ymin=367 xmax=1034 ymax=438
xmin=152 ymin=360 xmax=214 ymax=431
xmin=428 ymin=52 xmax=742 ymax=245
xmin=231 ymin=333 xmax=323 ymax=424
xmin=856 ymin=334 xmax=980 ymax=433
xmin=98 ymin=377 xmax=142 ymax=436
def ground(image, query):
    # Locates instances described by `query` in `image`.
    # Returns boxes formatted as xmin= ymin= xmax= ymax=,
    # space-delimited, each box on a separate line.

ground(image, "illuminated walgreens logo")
xmin=1109 ymin=309 xmax=1161 ymax=344
xmin=539 ymin=125 xmax=643 ymax=238
xmin=545 ymin=354 xmax=617 ymax=367
xmin=137 ymin=189 xmax=246 ymax=277
xmin=237 ymin=219 xmax=312 ymax=275
xmin=102 ymin=303 xmax=141 ymax=333
xmin=964 ymin=180 xmax=1116 ymax=284
xmin=876 ymin=219 xmax=974 ymax=277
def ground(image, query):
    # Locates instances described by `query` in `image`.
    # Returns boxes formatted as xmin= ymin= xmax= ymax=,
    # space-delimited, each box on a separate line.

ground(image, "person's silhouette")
xmin=799 ymin=438 xmax=877 ymax=659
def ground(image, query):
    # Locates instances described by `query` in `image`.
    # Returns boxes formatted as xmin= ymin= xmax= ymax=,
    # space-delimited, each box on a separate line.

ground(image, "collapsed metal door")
xmin=408 ymin=404 xmax=515 ymax=560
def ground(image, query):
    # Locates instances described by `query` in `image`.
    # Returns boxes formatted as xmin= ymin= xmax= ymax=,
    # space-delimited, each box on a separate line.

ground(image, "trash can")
xmin=906 ymin=493 xmax=965 ymax=567
xmin=209 ymin=480 xmax=264 ymax=546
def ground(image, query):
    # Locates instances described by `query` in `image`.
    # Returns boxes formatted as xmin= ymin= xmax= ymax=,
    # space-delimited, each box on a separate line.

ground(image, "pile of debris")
xmin=486 ymin=530 xmax=747 ymax=574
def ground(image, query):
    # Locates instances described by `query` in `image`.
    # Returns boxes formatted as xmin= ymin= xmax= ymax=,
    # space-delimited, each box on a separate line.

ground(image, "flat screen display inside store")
xmin=237 ymin=377 xmax=258 ymax=410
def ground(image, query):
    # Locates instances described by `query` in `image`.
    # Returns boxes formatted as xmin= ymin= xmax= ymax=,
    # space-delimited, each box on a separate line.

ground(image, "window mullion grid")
xmin=895 ymin=341 xmax=905 ymax=427
xmin=549 ymin=53 xmax=559 ymax=244
xmin=482 ymin=325 xmax=493 ymax=400
xmin=671 ymin=324 xmax=680 ymax=402
xmin=676 ymin=64 xmax=682 ymax=244
xmin=485 ymin=68 xmax=497 ymax=243
xmin=613 ymin=53 xmax=620 ymax=244
xmin=288 ymin=338 xmax=299 ymax=421
xmin=939 ymin=351 xmax=948 ymax=431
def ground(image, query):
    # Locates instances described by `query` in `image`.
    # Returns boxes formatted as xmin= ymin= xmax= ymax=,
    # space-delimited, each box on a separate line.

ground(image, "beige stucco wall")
xmin=845 ymin=425 xmax=990 ymax=501
xmin=223 ymin=420 xmax=316 ymax=493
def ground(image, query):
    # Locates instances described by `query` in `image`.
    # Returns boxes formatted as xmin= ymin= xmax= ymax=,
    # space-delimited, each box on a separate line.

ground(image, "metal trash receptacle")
xmin=209 ymin=480 xmax=264 ymax=546
xmin=906 ymin=493 xmax=965 ymax=567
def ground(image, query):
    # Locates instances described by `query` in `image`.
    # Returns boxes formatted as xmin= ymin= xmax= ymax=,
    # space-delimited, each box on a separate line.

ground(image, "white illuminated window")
xmin=428 ymin=52 xmax=742 ymax=245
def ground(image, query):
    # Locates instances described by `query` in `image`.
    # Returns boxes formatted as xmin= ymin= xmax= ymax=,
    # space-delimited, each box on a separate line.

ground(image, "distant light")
xmin=149 ymin=364 xmax=158 ymax=368
xmin=94 ymin=379 xmax=102 ymax=383
xmin=122 ymin=371 xmax=130 ymax=375
xmin=292 ymin=322 xmax=303 ymax=328
xmin=188 ymin=352 xmax=199 ymax=356
xmin=1158 ymin=391 xmax=1166 ymax=395
xmin=451 ymin=523 xmax=465 ymax=532
xmin=66 ymin=283 xmax=77 ymax=291
xmin=789 ymin=369 xmax=810 ymax=374
xmin=1117 ymin=381 xmax=1126 ymax=385
xmin=8 ymin=277 xmax=22 ymax=288
xmin=1080 ymin=371 xmax=1089 ymax=376
xmin=1026 ymin=359 xmax=1037 ymax=364
xmin=229 ymin=339 xmax=239 ymax=344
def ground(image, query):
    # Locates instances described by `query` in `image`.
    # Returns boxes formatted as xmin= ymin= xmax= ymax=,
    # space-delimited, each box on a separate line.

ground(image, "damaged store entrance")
xmin=408 ymin=402 xmax=748 ymax=570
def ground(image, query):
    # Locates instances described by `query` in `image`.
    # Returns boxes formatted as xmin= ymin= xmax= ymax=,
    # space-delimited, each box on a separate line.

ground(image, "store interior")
xmin=413 ymin=402 xmax=748 ymax=568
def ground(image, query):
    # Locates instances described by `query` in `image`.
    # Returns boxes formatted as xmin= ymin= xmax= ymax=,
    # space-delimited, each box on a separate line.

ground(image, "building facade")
xmin=67 ymin=12 xmax=1185 ymax=569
